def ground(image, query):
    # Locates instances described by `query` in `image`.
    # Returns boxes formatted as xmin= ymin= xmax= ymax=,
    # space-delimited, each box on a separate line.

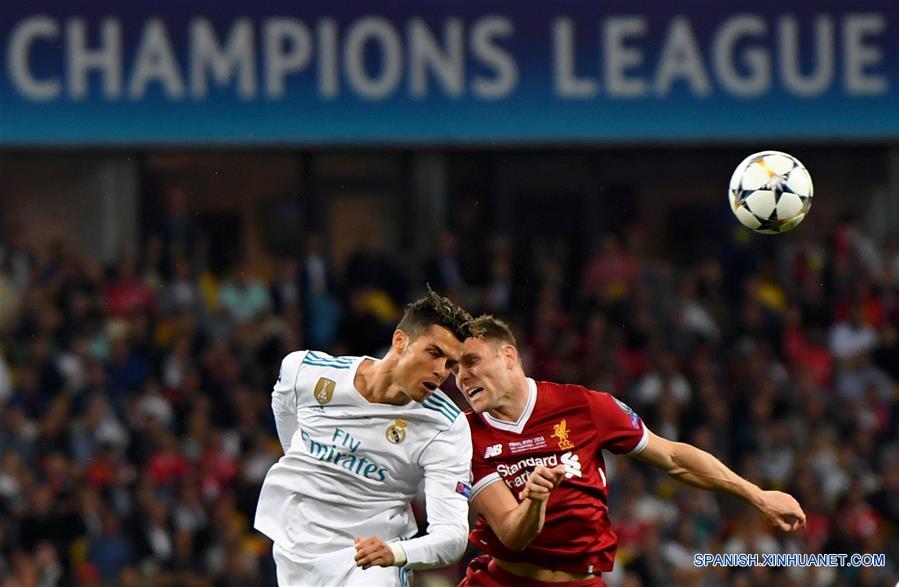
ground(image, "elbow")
xmin=438 ymin=524 xmax=469 ymax=565
xmin=666 ymin=466 xmax=689 ymax=483
xmin=665 ymin=456 xmax=692 ymax=482
xmin=407 ymin=524 xmax=468 ymax=570
xmin=501 ymin=537 xmax=531 ymax=552
xmin=439 ymin=527 xmax=468 ymax=565
xmin=497 ymin=526 xmax=540 ymax=552
xmin=448 ymin=536 xmax=467 ymax=564
xmin=662 ymin=443 xmax=689 ymax=477
xmin=663 ymin=443 xmax=706 ymax=486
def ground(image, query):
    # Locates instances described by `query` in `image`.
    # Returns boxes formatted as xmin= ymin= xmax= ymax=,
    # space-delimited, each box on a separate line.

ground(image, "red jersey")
xmin=467 ymin=378 xmax=648 ymax=574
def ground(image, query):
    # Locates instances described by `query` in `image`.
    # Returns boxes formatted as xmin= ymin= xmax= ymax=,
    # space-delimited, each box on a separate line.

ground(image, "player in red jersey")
xmin=456 ymin=316 xmax=806 ymax=587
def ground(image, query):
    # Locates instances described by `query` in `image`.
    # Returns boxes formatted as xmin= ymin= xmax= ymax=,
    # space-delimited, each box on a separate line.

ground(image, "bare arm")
xmin=470 ymin=465 xmax=565 ymax=551
xmin=633 ymin=430 xmax=806 ymax=532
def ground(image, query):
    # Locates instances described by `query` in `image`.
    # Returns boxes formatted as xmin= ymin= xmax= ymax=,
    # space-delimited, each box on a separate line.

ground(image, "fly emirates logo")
xmin=299 ymin=426 xmax=389 ymax=481
xmin=496 ymin=451 xmax=582 ymax=488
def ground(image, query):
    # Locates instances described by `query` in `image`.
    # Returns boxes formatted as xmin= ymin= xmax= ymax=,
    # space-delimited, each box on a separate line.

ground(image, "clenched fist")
xmin=756 ymin=490 xmax=807 ymax=532
xmin=518 ymin=464 xmax=566 ymax=502
xmin=354 ymin=536 xmax=394 ymax=569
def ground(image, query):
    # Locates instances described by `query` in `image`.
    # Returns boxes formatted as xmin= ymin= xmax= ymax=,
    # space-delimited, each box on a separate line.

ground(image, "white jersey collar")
xmin=482 ymin=377 xmax=537 ymax=434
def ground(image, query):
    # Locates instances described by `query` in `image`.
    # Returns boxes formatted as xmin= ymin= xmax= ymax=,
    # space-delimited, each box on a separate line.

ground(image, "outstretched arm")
xmin=632 ymin=429 xmax=806 ymax=532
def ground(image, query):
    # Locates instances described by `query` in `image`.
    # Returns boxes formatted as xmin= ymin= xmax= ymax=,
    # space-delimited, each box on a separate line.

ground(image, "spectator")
xmin=87 ymin=509 xmax=134 ymax=583
xmin=0 ymin=223 xmax=36 ymax=295
xmin=582 ymin=233 xmax=640 ymax=305
xmin=160 ymin=257 xmax=206 ymax=316
xmin=633 ymin=350 xmax=692 ymax=409
xmin=300 ymin=235 xmax=341 ymax=349
xmin=425 ymin=231 xmax=467 ymax=300
xmin=103 ymin=252 xmax=157 ymax=318
xmin=0 ymin=352 xmax=12 ymax=405
xmin=218 ymin=263 xmax=271 ymax=324
xmin=161 ymin=186 xmax=204 ymax=276
xmin=0 ymin=205 xmax=897 ymax=586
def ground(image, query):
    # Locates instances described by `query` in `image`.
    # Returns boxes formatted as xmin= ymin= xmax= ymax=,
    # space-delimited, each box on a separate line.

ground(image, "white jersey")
xmin=254 ymin=350 xmax=472 ymax=570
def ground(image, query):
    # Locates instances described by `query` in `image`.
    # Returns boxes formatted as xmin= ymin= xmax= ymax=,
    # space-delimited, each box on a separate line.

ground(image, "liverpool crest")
xmin=552 ymin=419 xmax=574 ymax=450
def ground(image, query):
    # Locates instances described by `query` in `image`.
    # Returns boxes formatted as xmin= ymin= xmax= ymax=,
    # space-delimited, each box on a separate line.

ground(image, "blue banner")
xmin=1 ymin=0 xmax=897 ymax=145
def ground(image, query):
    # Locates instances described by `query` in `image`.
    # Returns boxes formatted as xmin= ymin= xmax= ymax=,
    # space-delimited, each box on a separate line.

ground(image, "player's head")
xmin=390 ymin=288 xmax=472 ymax=402
xmin=456 ymin=315 xmax=523 ymax=413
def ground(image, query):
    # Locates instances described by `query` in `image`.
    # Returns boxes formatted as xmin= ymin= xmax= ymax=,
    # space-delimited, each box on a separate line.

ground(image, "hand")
xmin=756 ymin=490 xmax=807 ymax=532
xmin=354 ymin=536 xmax=394 ymax=569
xmin=518 ymin=465 xmax=566 ymax=502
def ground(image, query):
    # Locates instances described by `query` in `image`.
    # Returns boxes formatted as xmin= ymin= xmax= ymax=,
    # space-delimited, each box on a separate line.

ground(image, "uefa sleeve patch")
xmin=455 ymin=481 xmax=472 ymax=499
xmin=613 ymin=397 xmax=641 ymax=429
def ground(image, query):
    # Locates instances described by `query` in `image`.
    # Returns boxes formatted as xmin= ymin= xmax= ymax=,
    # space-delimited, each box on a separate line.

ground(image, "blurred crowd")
xmin=0 ymin=197 xmax=897 ymax=586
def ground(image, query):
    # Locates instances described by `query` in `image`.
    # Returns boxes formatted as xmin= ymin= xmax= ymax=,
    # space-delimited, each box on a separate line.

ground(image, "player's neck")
xmin=354 ymin=356 xmax=411 ymax=406
xmin=486 ymin=376 xmax=529 ymax=422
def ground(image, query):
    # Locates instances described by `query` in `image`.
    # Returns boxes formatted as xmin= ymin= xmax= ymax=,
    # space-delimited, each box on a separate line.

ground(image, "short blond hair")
xmin=468 ymin=315 xmax=518 ymax=348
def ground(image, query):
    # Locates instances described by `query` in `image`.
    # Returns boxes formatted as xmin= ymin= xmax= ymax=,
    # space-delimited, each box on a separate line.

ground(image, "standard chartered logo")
xmin=496 ymin=451 xmax=584 ymax=489
xmin=300 ymin=427 xmax=389 ymax=481
xmin=560 ymin=451 xmax=582 ymax=478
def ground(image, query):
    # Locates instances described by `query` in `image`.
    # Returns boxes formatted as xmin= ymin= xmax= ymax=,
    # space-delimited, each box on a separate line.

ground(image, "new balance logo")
xmin=484 ymin=444 xmax=503 ymax=458
xmin=561 ymin=451 xmax=582 ymax=478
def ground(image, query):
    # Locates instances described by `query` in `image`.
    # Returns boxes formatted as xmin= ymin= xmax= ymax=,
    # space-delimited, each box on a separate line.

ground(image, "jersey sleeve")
xmin=588 ymin=391 xmax=649 ymax=455
xmin=400 ymin=415 xmax=472 ymax=570
xmin=470 ymin=433 xmax=503 ymax=501
xmin=271 ymin=350 xmax=307 ymax=453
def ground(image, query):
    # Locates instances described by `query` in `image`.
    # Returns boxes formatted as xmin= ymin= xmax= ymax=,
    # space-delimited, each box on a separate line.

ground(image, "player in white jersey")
xmin=255 ymin=290 xmax=475 ymax=586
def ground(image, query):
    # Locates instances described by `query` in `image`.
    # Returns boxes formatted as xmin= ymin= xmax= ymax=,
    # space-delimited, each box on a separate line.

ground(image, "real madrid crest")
xmin=386 ymin=419 xmax=407 ymax=444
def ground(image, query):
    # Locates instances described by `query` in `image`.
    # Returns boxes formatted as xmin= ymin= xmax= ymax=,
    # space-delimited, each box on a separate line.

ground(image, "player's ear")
xmin=501 ymin=344 xmax=518 ymax=369
xmin=392 ymin=329 xmax=409 ymax=353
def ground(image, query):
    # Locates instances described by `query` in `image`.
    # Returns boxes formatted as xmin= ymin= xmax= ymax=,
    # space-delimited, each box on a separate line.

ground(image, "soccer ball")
xmin=729 ymin=150 xmax=813 ymax=234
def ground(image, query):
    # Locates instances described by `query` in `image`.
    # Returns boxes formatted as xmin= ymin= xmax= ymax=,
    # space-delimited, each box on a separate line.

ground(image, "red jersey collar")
xmin=482 ymin=377 xmax=537 ymax=434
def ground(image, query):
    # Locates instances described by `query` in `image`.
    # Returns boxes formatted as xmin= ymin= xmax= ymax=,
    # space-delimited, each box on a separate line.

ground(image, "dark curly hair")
xmin=396 ymin=288 xmax=473 ymax=342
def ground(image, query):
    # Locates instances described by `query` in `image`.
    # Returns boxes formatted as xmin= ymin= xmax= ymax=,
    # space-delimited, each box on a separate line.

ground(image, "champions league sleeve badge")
xmin=455 ymin=481 xmax=472 ymax=499
xmin=613 ymin=397 xmax=641 ymax=428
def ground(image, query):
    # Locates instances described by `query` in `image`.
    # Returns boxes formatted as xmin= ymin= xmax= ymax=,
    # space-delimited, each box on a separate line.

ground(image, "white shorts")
xmin=273 ymin=542 xmax=413 ymax=587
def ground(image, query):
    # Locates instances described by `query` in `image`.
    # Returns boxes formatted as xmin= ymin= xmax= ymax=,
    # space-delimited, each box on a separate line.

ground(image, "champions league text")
xmin=299 ymin=427 xmax=389 ymax=482
xmin=5 ymin=14 xmax=890 ymax=102
xmin=693 ymin=553 xmax=886 ymax=568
